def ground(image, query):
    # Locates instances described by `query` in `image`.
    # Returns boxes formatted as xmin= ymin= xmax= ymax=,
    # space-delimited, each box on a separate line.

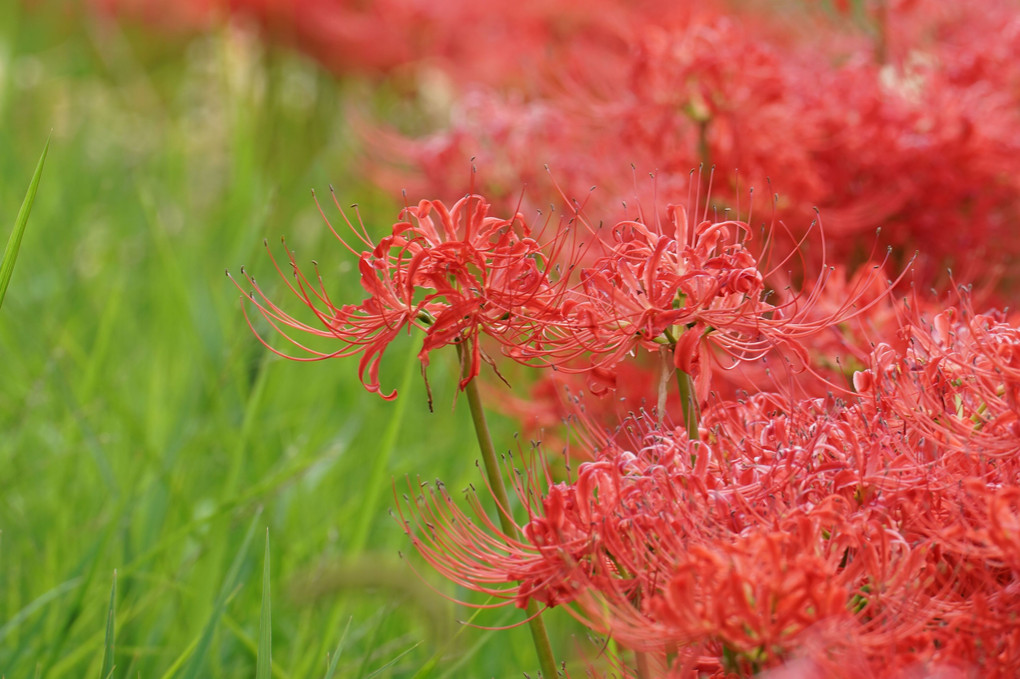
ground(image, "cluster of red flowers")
xmin=233 ymin=178 xmax=1020 ymax=675
xmin=235 ymin=182 xmax=893 ymax=409
xmin=216 ymin=0 xmax=1020 ymax=676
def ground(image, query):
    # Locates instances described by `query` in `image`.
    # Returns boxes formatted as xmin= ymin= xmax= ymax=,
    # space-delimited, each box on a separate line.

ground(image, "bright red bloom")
xmin=854 ymin=291 xmax=1020 ymax=457
xmin=233 ymin=191 xmax=575 ymax=398
xmin=511 ymin=199 xmax=902 ymax=408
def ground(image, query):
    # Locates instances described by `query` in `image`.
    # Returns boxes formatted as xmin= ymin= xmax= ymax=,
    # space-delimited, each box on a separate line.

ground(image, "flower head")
xmin=519 ymin=198 xmax=903 ymax=407
xmin=232 ymin=190 xmax=580 ymax=399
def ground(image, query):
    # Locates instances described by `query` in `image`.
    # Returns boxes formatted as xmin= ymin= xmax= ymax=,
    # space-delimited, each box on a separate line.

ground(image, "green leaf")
xmin=323 ymin=618 xmax=352 ymax=679
xmin=0 ymin=576 xmax=82 ymax=645
xmin=100 ymin=571 xmax=116 ymax=679
xmin=256 ymin=529 xmax=272 ymax=679
xmin=0 ymin=136 xmax=49 ymax=311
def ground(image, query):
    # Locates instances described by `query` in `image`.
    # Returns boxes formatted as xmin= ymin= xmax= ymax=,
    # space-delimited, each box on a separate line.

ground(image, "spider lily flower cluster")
xmin=234 ymin=188 xmax=874 ymax=410
xmin=229 ymin=180 xmax=980 ymax=676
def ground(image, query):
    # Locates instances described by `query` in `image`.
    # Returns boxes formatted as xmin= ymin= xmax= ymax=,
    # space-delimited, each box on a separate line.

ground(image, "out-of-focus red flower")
xmin=373 ymin=0 xmax=1020 ymax=293
xmin=79 ymin=0 xmax=669 ymax=83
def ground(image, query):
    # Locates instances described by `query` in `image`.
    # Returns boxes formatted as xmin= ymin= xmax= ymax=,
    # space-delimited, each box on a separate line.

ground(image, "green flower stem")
xmin=676 ymin=369 xmax=700 ymax=441
xmin=458 ymin=343 xmax=559 ymax=679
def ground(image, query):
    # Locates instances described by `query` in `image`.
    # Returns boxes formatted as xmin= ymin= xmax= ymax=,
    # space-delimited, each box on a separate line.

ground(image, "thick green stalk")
xmin=458 ymin=343 xmax=559 ymax=679
xmin=676 ymin=369 xmax=700 ymax=441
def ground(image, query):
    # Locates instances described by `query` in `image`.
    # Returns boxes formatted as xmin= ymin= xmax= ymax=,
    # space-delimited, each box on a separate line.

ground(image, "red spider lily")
xmin=495 ymin=259 xmax=907 ymax=455
xmin=232 ymin=191 xmax=582 ymax=399
xmin=854 ymin=291 xmax=1020 ymax=458
xmin=394 ymin=472 xmax=597 ymax=612
xmin=516 ymin=199 xmax=904 ymax=407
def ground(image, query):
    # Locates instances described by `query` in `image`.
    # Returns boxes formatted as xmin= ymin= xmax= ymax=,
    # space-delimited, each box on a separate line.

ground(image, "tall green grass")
xmin=0 ymin=137 xmax=48 ymax=311
xmin=0 ymin=3 xmax=581 ymax=677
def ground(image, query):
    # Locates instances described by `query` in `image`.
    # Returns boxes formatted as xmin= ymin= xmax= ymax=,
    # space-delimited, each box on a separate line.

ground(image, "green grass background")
xmin=0 ymin=3 xmax=584 ymax=677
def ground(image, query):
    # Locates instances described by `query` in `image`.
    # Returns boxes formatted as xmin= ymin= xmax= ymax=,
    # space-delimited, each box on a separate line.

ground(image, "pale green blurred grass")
xmin=0 ymin=3 xmax=581 ymax=676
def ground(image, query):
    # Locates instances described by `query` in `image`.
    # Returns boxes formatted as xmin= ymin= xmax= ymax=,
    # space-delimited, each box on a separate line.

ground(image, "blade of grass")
xmin=256 ymin=529 xmax=272 ymax=679
xmin=37 ymin=525 xmax=113 ymax=677
xmin=323 ymin=617 xmax=352 ymax=679
xmin=363 ymin=641 xmax=423 ymax=679
xmin=176 ymin=508 xmax=261 ymax=679
xmin=157 ymin=634 xmax=200 ymax=679
xmin=0 ymin=136 xmax=49 ymax=310
xmin=433 ymin=606 xmax=517 ymax=679
xmin=353 ymin=606 xmax=389 ymax=679
xmin=100 ymin=571 xmax=116 ymax=679
xmin=0 ymin=576 xmax=82 ymax=645
xmin=220 ymin=614 xmax=292 ymax=679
